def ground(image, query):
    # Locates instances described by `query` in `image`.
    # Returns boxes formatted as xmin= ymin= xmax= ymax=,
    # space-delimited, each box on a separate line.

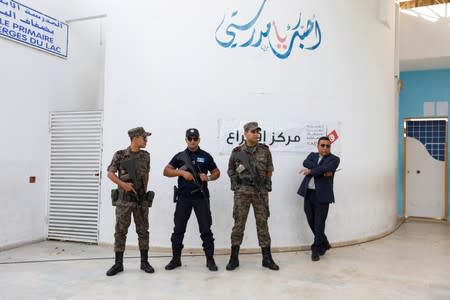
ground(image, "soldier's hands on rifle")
xmin=120 ymin=182 xmax=137 ymax=194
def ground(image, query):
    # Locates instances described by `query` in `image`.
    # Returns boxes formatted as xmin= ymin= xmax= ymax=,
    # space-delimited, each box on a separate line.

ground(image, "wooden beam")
xmin=400 ymin=0 xmax=448 ymax=9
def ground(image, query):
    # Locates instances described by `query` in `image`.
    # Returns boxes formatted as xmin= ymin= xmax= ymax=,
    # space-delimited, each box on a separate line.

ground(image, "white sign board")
xmin=0 ymin=0 xmax=68 ymax=58
xmin=219 ymin=120 xmax=341 ymax=154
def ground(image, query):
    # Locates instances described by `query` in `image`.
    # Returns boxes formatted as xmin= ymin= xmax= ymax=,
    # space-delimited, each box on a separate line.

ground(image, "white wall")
xmin=0 ymin=0 xmax=106 ymax=249
xmin=100 ymin=0 xmax=398 ymax=249
xmin=399 ymin=11 xmax=450 ymax=70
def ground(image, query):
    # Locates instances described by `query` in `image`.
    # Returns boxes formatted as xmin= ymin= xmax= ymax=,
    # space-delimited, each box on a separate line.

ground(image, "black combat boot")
xmin=261 ymin=247 xmax=279 ymax=271
xmin=226 ymin=245 xmax=240 ymax=271
xmin=165 ymin=256 xmax=182 ymax=270
xmin=206 ymin=255 xmax=218 ymax=271
xmin=106 ymin=252 xmax=124 ymax=276
xmin=140 ymin=250 xmax=155 ymax=273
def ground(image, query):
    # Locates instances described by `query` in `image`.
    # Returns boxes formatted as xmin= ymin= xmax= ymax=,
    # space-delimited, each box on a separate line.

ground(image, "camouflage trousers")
xmin=114 ymin=199 xmax=149 ymax=252
xmin=230 ymin=186 xmax=271 ymax=247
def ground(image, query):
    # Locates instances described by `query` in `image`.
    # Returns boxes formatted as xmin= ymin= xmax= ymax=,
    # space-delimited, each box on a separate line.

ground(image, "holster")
xmin=144 ymin=190 xmax=155 ymax=207
xmin=111 ymin=189 xmax=119 ymax=206
xmin=173 ymin=185 xmax=178 ymax=203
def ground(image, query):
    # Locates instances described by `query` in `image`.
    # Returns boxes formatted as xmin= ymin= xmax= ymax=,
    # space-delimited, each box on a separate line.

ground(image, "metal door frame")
xmin=403 ymin=117 xmax=448 ymax=220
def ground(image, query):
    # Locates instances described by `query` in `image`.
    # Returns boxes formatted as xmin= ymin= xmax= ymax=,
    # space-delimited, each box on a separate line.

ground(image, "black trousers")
xmin=304 ymin=189 xmax=330 ymax=254
xmin=170 ymin=195 xmax=214 ymax=257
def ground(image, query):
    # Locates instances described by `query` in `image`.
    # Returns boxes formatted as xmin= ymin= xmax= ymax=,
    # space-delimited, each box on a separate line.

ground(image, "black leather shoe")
xmin=206 ymin=256 xmax=218 ymax=271
xmin=140 ymin=261 xmax=155 ymax=273
xmin=311 ymin=253 xmax=320 ymax=261
xmin=165 ymin=256 xmax=182 ymax=270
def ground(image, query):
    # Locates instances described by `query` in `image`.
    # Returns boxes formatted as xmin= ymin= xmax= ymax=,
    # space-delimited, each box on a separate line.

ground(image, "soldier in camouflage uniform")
xmin=106 ymin=127 xmax=154 ymax=276
xmin=226 ymin=122 xmax=279 ymax=271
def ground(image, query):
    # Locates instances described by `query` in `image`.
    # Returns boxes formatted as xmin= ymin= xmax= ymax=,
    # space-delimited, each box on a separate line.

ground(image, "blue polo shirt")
xmin=168 ymin=147 xmax=217 ymax=198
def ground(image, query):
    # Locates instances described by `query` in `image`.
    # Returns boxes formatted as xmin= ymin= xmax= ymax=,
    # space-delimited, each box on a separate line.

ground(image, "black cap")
xmin=185 ymin=128 xmax=200 ymax=138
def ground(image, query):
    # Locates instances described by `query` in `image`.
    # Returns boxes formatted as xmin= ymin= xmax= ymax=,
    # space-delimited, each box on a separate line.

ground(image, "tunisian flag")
xmin=327 ymin=130 xmax=339 ymax=144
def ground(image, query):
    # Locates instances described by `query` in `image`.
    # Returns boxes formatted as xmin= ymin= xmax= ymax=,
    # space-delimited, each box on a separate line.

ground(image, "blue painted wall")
xmin=398 ymin=69 xmax=450 ymax=218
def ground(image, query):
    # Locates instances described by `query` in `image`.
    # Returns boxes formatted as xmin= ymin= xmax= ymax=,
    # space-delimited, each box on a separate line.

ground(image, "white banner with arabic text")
xmin=218 ymin=120 xmax=341 ymax=154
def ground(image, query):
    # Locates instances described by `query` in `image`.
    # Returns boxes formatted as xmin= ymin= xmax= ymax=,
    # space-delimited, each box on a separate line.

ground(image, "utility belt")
xmin=240 ymin=178 xmax=259 ymax=187
xmin=111 ymin=188 xmax=155 ymax=207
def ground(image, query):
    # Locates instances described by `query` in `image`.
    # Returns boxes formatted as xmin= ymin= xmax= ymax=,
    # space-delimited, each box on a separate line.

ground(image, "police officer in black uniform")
xmin=163 ymin=128 xmax=220 ymax=271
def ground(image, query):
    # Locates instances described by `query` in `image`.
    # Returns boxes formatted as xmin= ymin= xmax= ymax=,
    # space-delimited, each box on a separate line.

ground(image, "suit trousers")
xmin=304 ymin=189 xmax=330 ymax=254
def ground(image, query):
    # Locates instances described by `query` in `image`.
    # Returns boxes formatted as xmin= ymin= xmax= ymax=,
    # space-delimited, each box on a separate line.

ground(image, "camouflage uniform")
xmin=107 ymin=147 xmax=150 ymax=252
xmin=228 ymin=143 xmax=273 ymax=247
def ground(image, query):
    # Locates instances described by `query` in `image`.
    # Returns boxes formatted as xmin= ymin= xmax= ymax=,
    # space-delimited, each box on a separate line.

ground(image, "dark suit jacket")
xmin=297 ymin=152 xmax=340 ymax=204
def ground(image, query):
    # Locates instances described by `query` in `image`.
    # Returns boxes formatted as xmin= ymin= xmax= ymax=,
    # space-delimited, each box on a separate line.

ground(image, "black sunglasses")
xmin=319 ymin=144 xmax=331 ymax=148
xmin=187 ymin=137 xmax=199 ymax=142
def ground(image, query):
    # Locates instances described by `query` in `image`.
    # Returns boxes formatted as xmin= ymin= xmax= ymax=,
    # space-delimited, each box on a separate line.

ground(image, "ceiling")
xmin=399 ymin=0 xmax=449 ymax=10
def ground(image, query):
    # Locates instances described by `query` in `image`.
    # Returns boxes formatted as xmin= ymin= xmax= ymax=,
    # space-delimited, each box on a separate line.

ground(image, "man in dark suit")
xmin=298 ymin=136 xmax=340 ymax=261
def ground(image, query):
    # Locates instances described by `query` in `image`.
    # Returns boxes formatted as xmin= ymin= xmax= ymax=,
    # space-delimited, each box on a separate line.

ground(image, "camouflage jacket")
xmin=107 ymin=147 xmax=150 ymax=193
xmin=227 ymin=143 xmax=273 ymax=184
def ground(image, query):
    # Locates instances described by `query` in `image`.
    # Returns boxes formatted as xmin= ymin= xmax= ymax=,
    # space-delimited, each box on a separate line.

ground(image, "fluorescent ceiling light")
xmin=420 ymin=15 xmax=438 ymax=22
xmin=400 ymin=9 xmax=418 ymax=17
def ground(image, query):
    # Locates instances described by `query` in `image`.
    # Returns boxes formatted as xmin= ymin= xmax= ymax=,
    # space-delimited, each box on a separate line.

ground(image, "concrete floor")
xmin=0 ymin=220 xmax=449 ymax=300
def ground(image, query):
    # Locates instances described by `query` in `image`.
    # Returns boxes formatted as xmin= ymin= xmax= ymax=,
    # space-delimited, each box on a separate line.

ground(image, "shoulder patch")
xmin=232 ymin=146 xmax=240 ymax=152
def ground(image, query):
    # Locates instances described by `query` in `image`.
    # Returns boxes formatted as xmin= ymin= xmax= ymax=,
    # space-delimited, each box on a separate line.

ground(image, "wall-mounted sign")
xmin=218 ymin=120 xmax=341 ymax=154
xmin=0 ymin=0 xmax=68 ymax=58
xmin=215 ymin=0 xmax=321 ymax=60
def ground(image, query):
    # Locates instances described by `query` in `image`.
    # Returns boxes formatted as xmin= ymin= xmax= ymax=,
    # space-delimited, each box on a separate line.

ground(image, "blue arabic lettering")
xmin=215 ymin=0 xmax=321 ymax=59
xmin=215 ymin=0 xmax=267 ymax=48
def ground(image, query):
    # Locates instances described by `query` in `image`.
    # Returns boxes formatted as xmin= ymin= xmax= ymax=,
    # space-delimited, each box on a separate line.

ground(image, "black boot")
xmin=165 ymin=256 xmax=182 ymax=270
xmin=206 ymin=256 xmax=218 ymax=271
xmin=226 ymin=245 xmax=240 ymax=271
xmin=140 ymin=250 xmax=155 ymax=273
xmin=106 ymin=252 xmax=124 ymax=276
xmin=261 ymin=247 xmax=279 ymax=271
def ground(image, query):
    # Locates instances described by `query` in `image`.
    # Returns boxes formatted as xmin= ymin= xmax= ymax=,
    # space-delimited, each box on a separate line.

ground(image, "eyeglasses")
xmin=319 ymin=144 xmax=331 ymax=148
xmin=187 ymin=137 xmax=199 ymax=142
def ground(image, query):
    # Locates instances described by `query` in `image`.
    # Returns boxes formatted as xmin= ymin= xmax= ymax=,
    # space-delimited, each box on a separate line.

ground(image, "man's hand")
xmin=180 ymin=170 xmax=194 ymax=181
xmin=120 ymin=182 xmax=137 ymax=194
xmin=324 ymin=171 xmax=333 ymax=177
xmin=301 ymin=168 xmax=311 ymax=175
xmin=199 ymin=173 xmax=208 ymax=182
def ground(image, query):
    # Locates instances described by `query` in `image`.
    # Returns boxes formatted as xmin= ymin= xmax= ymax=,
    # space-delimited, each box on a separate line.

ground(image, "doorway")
xmin=404 ymin=118 xmax=448 ymax=219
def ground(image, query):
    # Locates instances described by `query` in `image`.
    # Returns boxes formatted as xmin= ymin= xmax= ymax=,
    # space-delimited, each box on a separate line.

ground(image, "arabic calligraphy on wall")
xmin=215 ymin=0 xmax=321 ymax=60
xmin=219 ymin=120 xmax=341 ymax=154
xmin=0 ymin=0 xmax=68 ymax=58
